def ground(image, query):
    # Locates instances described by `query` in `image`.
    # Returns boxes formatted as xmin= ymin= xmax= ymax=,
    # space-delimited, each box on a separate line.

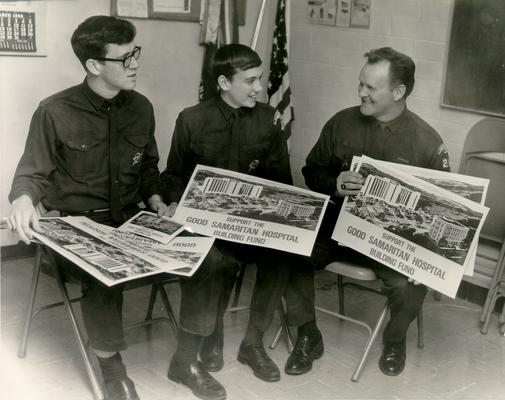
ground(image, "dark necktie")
xmin=105 ymin=100 xmax=123 ymax=224
xmin=229 ymin=109 xmax=242 ymax=171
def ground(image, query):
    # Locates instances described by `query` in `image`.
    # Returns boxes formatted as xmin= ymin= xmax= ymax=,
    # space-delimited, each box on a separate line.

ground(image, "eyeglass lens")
xmin=124 ymin=47 xmax=141 ymax=67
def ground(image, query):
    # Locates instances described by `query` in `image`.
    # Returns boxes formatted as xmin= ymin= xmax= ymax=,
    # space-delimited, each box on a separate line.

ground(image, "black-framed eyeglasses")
xmin=94 ymin=46 xmax=141 ymax=68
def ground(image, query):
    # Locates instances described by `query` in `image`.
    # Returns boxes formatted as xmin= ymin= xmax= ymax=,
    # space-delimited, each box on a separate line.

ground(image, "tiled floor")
xmin=1 ymin=256 xmax=504 ymax=400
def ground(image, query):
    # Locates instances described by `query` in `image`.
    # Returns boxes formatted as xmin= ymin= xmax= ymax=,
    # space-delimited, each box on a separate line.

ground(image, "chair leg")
xmin=416 ymin=309 xmax=424 ymax=349
xmin=351 ymin=301 xmax=389 ymax=382
xmin=144 ymin=284 xmax=159 ymax=321
xmin=53 ymin=266 xmax=104 ymax=400
xmin=269 ymin=324 xmax=283 ymax=350
xmin=480 ymin=242 xmax=505 ymax=323
xmin=157 ymin=284 xmax=179 ymax=335
xmin=18 ymin=247 xmax=43 ymax=358
xmin=337 ymin=275 xmax=345 ymax=315
xmin=269 ymin=300 xmax=294 ymax=353
xmin=481 ymin=284 xmax=500 ymax=334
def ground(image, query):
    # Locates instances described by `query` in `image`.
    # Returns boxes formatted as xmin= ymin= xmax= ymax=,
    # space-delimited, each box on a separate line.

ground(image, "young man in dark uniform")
xmin=8 ymin=16 xmax=171 ymax=400
xmin=161 ymin=44 xmax=323 ymax=400
xmin=302 ymin=47 xmax=451 ymax=377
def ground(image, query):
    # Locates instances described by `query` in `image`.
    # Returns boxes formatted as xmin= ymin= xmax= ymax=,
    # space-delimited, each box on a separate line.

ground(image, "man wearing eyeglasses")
xmin=8 ymin=16 xmax=170 ymax=400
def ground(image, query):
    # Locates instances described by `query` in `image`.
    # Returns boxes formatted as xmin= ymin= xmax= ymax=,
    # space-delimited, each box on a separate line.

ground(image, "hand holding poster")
xmin=173 ymin=165 xmax=330 ymax=256
xmin=333 ymin=156 xmax=489 ymax=298
xmin=350 ymin=156 xmax=490 ymax=276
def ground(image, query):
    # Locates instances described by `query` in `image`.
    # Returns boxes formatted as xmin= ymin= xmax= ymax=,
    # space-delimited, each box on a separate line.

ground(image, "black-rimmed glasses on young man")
xmin=94 ymin=46 xmax=141 ymax=68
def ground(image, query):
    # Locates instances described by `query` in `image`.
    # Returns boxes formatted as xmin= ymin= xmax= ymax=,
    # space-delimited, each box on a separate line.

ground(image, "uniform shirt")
xmin=9 ymin=80 xmax=160 ymax=214
xmin=303 ymin=105 xmax=450 ymax=209
xmin=161 ymin=96 xmax=292 ymax=204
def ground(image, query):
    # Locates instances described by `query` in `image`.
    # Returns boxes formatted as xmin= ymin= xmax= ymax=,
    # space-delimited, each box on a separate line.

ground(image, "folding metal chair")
xmin=458 ymin=118 xmax=505 ymax=333
xmin=315 ymin=260 xmax=423 ymax=382
xmin=17 ymin=241 xmax=179 ymax=400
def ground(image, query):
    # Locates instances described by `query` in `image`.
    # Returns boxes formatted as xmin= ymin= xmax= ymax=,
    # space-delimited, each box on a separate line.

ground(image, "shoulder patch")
xmin=437 ymin=143 xmax=448 ymax=155
xmin=273 ymin=110 xmax=285 ymax=131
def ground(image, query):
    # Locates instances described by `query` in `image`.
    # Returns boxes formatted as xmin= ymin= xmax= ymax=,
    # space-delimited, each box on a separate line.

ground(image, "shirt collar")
xmin=215 ymin=95 xmax=237 ymax=121
xmin=370 ymin=106 xmax=409 ymax=135
xmin=215 ymin=95 xmax=250 ymax=120
xmin=81 ymin=78 xmax=128 ymax=111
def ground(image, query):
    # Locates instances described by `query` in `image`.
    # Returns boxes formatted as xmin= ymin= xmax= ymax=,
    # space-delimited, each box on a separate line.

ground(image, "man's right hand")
xmin=7 ymin=195 xmax=42 ymax=245
xmin=335 ymin=171 xmax=365 ymax=197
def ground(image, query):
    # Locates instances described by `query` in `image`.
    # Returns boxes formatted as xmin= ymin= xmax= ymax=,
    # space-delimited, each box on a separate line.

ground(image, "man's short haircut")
xmin=211 ymin=44 xmax=262 ymax=82
xmin=71 ymin=15 xmax=136 ymax=68
xmin=364 ymin=47 xmax=415 ymax=98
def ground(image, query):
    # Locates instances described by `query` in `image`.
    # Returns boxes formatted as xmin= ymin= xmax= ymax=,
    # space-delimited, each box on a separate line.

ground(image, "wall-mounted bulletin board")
xmin=442 ymin=0 xmax=505 ymax=117
xmin=112 ymin=0 xmax=201 ymax=22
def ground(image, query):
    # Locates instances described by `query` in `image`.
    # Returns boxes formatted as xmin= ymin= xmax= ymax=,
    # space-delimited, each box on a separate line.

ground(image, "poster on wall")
xmin=335 ymin=0 xmax=351 ymax=27
xmin=307 ymin=0 xmax=337 ymax=26
xmin=0 ymin=1 xmax=46 ymax=56
xmin=350 ymin=0 xmax=371 ymax=28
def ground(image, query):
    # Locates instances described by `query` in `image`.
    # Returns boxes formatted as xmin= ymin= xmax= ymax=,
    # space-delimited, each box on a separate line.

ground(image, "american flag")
xmin=268 ymin=0 xmax=294 ymax=143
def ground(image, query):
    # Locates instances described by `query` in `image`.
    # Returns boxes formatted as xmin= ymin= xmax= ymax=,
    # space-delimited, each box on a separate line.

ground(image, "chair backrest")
xmin=459 ymin=117 xmax=505 ymax=244
xmin=460 ymin=117 xmax=505 ymax=157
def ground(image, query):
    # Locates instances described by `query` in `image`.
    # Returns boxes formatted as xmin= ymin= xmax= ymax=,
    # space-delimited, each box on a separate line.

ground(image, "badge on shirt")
xmin=132 ymin=152 xmax=143 ymax=167
xmin=437 ymin=143 xmax=448 ymax=156
xmin=248 ymin=159 xmax=259 ymax=173
xmin=436 ymin=144 xmax=450 ymax=170
xmin=273 ymin=110 xmax=285 ymax=131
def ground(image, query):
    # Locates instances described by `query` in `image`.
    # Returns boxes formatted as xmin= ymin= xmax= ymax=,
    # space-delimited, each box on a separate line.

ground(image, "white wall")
xmin=288 ymin=0 xmax=484 ymax=187
xmin=0 ymin=0 xmax=276 ymax=245
xmin=1 ymin=0 xmax=489 ymax=244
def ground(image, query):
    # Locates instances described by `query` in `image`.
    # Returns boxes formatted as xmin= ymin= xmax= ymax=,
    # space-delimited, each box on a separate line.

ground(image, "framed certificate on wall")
xmin=112 ymin=0 xmax=201 ymax=22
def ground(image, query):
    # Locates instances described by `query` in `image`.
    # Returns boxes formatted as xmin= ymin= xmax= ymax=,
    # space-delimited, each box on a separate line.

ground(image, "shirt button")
xmin=81 ymin=144 xmax=88 ymax=150
xmin=114 ymin=180 xmax=119 ymax=184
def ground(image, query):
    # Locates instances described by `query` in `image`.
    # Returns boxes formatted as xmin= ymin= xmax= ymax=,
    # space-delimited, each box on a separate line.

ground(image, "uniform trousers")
xmin=45 ymin=209 xmax=232 ymax=352
xmin=194 ymin=240 xmax=316 ymax=336
xmin=310 ymin=233 xmax=427 ymax=344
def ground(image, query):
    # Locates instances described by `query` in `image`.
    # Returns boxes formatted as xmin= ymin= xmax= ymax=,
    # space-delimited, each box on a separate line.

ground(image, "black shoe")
xmin=167 ymin=358 xmax=226 ymax=400
xmin=104 ymin=377 xmax=140 ymax=400
xmin=379 ymin=340 xmax=406 ymax=376
xmin=237 ymin=342 xmax=280 ymax=382
xmin=285 ymin=329 xmax=324 ymax=375
xmin=201 ymin=333 xmax=224 ymax=372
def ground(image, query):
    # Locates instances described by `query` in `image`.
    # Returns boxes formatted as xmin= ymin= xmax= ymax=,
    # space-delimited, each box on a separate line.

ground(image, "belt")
xmin=60 ymin=208 xmax=111 ymax=217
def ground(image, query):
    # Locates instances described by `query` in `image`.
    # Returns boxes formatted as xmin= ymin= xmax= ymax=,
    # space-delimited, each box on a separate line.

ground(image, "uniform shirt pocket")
xmin=190 ymin=141 xmax=227 ymax=165
xmin=62 ymin=134 xmax=102 ymax=178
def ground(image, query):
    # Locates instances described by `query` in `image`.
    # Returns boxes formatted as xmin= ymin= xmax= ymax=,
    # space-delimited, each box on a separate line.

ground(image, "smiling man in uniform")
xmin=301 ymin=47 xmax=450 ymax=377
xmin=161 ymin=44 xmax=322 ymax=400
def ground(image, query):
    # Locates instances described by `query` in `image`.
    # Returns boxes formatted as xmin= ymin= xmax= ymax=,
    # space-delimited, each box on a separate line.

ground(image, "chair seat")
xmin=325 ymin=261 xmax=377 ymax=281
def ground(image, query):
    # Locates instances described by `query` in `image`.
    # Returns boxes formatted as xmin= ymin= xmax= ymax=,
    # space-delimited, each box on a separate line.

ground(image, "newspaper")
xmin=350 ymin=156 xmax=490 ymax=276
xmin=173 ymin=164 xmax=330 ymax=256
xmin=333 ymin=155 xmax=489 ymax=298
xmin=33 ymin=216 xmax=214 ymax=286
xmin=118 ymin=210 xmax=185 ymax=244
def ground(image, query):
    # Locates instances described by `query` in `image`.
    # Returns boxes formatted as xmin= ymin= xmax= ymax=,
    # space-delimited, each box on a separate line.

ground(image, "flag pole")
xmin=250 ymin=0 xmax=267 ymax=50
